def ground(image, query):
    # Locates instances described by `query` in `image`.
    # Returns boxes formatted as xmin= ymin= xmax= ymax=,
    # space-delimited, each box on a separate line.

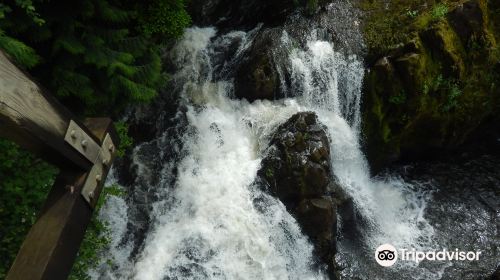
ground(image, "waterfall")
xmin=90 ymin=8 xmax=443 ymax=280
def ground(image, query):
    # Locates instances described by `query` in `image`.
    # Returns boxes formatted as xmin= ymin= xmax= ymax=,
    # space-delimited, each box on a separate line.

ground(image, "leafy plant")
xmin=115 ymin=121 xmax=134 ymax=157
xmin=0 ymin=139 xmax=58 ymax=279
xmin=265 ymin=168 xmax=274 ymax=178
xmin=389 ymin=90 xmax=407 ymax=105
xmin=137 ymin=0 xmax=191 ymax=40
xmin=0 ymin=1 xmax=191 ymax=279
xmin=406 ymin=8 xmax=419 ymax=18
xmin=0 ymin=0 xmax=190 ymax=116
xmin=443 ymin=82 xmax=462 ymax=112
xmin=432 ymin=3 xmax=448 ymax=20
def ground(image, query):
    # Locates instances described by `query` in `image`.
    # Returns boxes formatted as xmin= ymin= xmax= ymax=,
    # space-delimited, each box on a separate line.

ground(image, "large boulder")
xmin=258 ymin=112 xmax=339 ymax=275
xmin=259 ymin=112 xmax=332 ymax=203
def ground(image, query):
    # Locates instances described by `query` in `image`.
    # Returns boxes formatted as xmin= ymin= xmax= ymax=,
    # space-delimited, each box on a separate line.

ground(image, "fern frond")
xmin=94 ymin=1 xmax=130 ymax=23
xmin=53 ymin=35 xmax=86 ymax=55
xmin=0 ymin=30 xmax=40 ymax=68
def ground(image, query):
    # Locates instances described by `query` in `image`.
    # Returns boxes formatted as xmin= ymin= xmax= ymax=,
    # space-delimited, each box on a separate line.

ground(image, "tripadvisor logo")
xmin=375 ymin=244 xmax=482 ymax=267
xmin=375 ymin=244 xmax=398 ymax=267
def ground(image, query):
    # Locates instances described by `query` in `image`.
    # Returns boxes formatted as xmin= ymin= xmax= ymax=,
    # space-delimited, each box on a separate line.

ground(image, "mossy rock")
xmin=258 ymin=112 xmax=333 ymax=202
xmin=257 ymin=111 xmax=339 ymax=277
xmin=362 ymin=0 xmax=500 ymax=171
xmin=420 ymin=20 xmax=466 ymax=78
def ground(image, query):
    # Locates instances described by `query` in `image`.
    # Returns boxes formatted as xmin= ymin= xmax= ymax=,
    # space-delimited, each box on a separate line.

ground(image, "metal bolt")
xmin=96 ymin=174 xmax=102 ymax=182
xmin=70 ymin=130 xmax=76 ymax=138
xmin=102 ymin=158 xmax=109 ymax=166
xmin=81 ymin=139 xmax=87 ymax=148
xmin=108 ymin=144 xmax=114 ymax=152
xmin=88 ymin=191 xmax=94 ymax=199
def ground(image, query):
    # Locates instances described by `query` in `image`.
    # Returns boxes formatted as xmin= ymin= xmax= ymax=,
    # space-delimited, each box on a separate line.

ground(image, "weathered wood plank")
xmin=6 ymin=118 xmax=118 ymax=280
xmin=0 ymin=50 xmax=98 ymax=170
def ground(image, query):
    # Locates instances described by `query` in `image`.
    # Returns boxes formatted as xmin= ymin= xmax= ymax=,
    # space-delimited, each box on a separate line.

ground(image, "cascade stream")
xmin=90 ymin=2 xmax=499 ymax=279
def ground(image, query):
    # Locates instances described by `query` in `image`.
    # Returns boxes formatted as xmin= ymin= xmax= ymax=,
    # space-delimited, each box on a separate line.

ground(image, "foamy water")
xmin=92 ymin=23 xmax=441 ymax=280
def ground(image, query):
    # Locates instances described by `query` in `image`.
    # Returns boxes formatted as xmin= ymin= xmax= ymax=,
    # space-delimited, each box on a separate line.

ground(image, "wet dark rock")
xmin=231 ymin=0 xmax=365 ymax=102
xmin=112 ymin=91 xmax=188 ymax=260
xmin=258 ymin=112 xmax=340 ymax=276
xmin=259 ymin=112 xmax=333 ymax=203
xmin=391 ymin=153 xmax=500 ymax=280
xmin=188 ymin=0 xmax=332 ymax=30
xmin=234 ymin=28 xmax=286 ymax=101
xmin=295 ymin=197 xmax=336 ymax=263
xmin=491 ymin=266 xmax=500 ymax=280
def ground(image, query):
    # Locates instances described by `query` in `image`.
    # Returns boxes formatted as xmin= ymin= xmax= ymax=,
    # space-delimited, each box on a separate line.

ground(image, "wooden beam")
xmin=6 ymin=118 xmax=118 ymax=280
xmin=0 ymin=50 xmax=98 ymax=170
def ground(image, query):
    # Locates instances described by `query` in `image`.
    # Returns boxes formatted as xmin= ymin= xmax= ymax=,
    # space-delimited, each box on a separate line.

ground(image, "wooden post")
xmin=0 ymin=50 xmax=97 ymax=170
xmin=0 ymin=51 xmax=119 ymax=279
xmin=6 ymin=119 xmax=118 ymax=280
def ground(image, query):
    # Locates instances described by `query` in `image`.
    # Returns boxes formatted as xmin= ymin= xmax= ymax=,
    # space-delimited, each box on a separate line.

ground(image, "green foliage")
xmin=0 ymin=138 xmax=129 ymax=279
xmin=115 ymin=121 xmax=134 ymax=157
xmin=432 ymin=3 xmax=449 ymax=20
xmin=442 ymin=81 xmax=463 ymax=112
xmin=265 ymin=168 xmax=274 ymax=178
xmin=0 ymin=0 xmax=190 ymax=278
xmin=359 ymin=0 xmax=461 ymax=57
xmin=0 ymin=139 xmax=58 ymax=279
xmin=389 ymin=90 xmax=407 ymax=105
xmin=423 ymin=74 xmax=462 ymax=111
xmin=138 ymin=0 xmax=191 ymax=40
xmin=406 ymin=9 xmax=419 ymax=19
xmin=421 ymin=73 xmax=463 ymax=112
xmin=423 ymin=74 xmax=444 ymax=94
xmin=0 ymin=0 xmax=44 ymax=25
xmin=69 ymin=185 xmax=125 ymax=280
xmin=0 ymin=30 xmax=40 ymax=68
xmin=0 ymin=0 xmax=190 ymax=115
xmin=0 ymin=0 xmax=45 ymax=68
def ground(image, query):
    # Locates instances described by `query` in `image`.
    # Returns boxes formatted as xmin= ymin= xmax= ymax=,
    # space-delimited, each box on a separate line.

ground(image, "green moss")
xmin=389 ymin=90 xmax=407 ymax=105
xmin=432 ymin=3 xmax=449 ymax=19
xmin=442 ymin=81 xmax=463 ymax=112
xmin=359 ymin=0 xmax=465 ymax=58
xmin=362 ymin=0 xmax=500 ymax=167
xmin=265 ymin=168 xmax=274 ymax=178
xmin=422 ymin=20 xmax=467 ymax=77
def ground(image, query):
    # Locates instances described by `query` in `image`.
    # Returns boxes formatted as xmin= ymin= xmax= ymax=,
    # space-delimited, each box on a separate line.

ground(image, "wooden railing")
xmin=0 ymin=50 xmax=119 ymax=280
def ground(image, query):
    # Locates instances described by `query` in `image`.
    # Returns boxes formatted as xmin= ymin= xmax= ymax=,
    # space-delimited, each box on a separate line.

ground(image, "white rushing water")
xmin=93 ymin=24 xmax=439 ymax=279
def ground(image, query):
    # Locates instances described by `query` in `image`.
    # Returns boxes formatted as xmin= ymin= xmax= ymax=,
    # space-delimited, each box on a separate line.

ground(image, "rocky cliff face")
xmin=361 ymin=0 xmax=500 ymax=171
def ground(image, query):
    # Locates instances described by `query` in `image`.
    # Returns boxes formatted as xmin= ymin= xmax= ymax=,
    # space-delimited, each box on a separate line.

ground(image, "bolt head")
xmin=70 ymin=130 xmax=76 ymax=138
xmin=81 ymin=139 xmax=88 ymax=148
xmin=108 ymin=144 xmax=114 ymax=152
xmin=96 ymin=174 xmax=102 ymax=182
xmin=88 ymin=191 xmax=94 ymax=199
